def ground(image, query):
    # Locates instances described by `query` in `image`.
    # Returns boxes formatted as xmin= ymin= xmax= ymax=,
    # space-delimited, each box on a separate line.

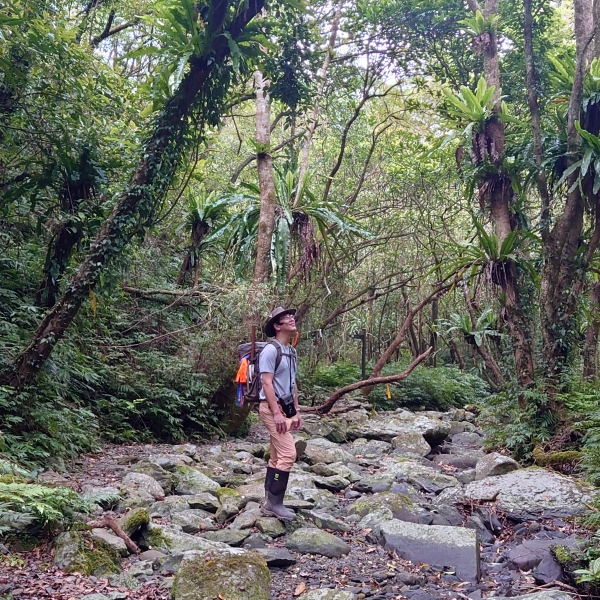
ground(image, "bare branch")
xmin=309 ymin=348 xmax=432 ymax=414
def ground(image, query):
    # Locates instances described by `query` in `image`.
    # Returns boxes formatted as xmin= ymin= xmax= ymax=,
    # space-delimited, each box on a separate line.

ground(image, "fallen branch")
xmin=87 ymin=513 xmax=140 ymax=555
xmin=302 ymin=402 xmax=364 ymax=415
xmin=311 ymin=347 xmax=432 ymax=414
xmin=120 ymin=284 xmax=220 ymax=297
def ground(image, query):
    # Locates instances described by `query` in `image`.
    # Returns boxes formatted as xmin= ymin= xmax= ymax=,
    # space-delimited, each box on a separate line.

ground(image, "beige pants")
xmin=258 ymin=401 xmax=298 ymax=471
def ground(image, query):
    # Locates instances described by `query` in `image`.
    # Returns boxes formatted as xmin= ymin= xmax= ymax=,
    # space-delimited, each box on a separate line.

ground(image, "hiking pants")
xmin=258 ymin=401 xmax=297 ymax=472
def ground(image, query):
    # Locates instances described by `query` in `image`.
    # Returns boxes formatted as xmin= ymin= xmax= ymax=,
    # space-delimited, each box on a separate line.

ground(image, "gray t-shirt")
xmin=259 ymin=340 xmax=297 ymax=400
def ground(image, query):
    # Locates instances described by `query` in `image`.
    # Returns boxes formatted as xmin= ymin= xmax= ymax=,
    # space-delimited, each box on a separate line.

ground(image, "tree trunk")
xmin=176 ymin=221 xmax=209 ymax=286
xmin=583 ymin=280 xmax=600 ymax=378
xmin=8 ymin=0 xmax=266 ymax=386
xmin=467 ymin=0 xmax=535 ymax=388
xmin=539 ymin=0 xmax=592 ymax=389
xmin=293 ymin=0 xmax=342 ymax=206
xmin=253 ymin=70 xmax=277 ymax=285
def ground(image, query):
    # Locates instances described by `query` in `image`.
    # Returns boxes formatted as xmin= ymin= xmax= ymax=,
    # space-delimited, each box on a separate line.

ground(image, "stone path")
xmin=2 ymin=402 xmax=594 ymax=600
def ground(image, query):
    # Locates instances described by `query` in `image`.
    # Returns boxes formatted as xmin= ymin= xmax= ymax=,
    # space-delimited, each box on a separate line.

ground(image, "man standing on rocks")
xmin=258 ymin=307 xmax=302 ymax=521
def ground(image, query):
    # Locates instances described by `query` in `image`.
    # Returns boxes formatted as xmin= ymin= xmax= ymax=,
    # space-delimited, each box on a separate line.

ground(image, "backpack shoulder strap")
xmin=268 ymin=340 xmax=283 ymax=371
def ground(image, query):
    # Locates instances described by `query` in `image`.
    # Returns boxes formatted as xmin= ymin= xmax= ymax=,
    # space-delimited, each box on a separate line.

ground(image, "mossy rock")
xmin=171 ymin=548 xmax=270 ymax=600
xmin=117 ymin=507 xmax=149 ymax=537
xmin=532 ymin=448 xmax=583 ymax=468
xmin=216 ymin=487 xmax=243 ymax=507
xmin=347 ymin=492 xmax=416 ymax=520
xmin=53 ymin=531 xmax=121 ymax=576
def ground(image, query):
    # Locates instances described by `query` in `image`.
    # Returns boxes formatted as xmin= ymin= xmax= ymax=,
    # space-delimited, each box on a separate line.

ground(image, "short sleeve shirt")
xmin=259 ymin=340 xmax=297 ymax=400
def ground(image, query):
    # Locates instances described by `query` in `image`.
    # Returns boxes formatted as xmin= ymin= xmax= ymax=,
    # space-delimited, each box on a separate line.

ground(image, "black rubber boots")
xmin=261 ymin=466 xmax=296 ymax=521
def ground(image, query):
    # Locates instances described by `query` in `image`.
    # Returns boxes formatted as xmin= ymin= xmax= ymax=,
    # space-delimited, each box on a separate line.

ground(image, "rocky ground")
xmin=0 ymin=402 xmax=595 ymax=600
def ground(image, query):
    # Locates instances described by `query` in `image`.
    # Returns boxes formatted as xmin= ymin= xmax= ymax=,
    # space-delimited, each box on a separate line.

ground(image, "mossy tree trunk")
xmin=8 ymin=0 xmax=266 ymax=386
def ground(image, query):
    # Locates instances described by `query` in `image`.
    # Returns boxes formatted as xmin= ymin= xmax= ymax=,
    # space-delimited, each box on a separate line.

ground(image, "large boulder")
xmin=347 ymin=411 xmax=450 ymax=446
xmin=121 ymin=472 xmax=165 ymax=500
xmin=171 ymin=549 xmax=270 ymax=600
xmin=492 ymin=594 xmax=572 ymax=600
xmin=286 ymin=528 xmax=350 ymax=558
xmin=53 ymin=531 xmax=121 ymax=576
xmin=137 ymin=522 xmax=226 ymax=554
xmin=475 ymin=452 xmax=519 ymax=480
xmin=347 ymin=492 xmax=421 ymax=523
xmin=173 ymin=466 xmax=220 ymax=495
xmin=379 ymin=520 xmax=479 ymax=581
xmin=301 ymin=591 xmax=356 ymax=600
xmin=171 ymin=509 xmax=218 ymax=533
xmin=391 ymin=432 xmax=432 ymax=457
xmin=302 ymin=438 xmax=356 ymax=465
xmin=128 ymin=460 xmax=173 ymax=495
xmin=460 ymin=467 xmax=592 ymax=514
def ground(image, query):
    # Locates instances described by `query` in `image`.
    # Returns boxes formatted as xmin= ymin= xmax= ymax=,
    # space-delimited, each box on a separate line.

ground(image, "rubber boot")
xmin=261 ymin=467 xmax=296 ymax=521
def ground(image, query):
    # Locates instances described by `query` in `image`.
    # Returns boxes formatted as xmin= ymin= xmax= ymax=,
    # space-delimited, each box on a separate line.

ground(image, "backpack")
xmin=235 ymin=340 xmax=296 ymax=406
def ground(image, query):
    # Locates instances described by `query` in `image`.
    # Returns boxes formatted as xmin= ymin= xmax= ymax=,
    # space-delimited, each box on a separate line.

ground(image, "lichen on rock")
xmin=171 ymin=548 xmax=270 ymax=600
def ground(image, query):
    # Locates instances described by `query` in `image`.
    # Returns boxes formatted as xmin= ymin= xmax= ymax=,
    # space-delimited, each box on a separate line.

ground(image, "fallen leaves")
xmin=293 ymin=582 xmax=306 ymax=596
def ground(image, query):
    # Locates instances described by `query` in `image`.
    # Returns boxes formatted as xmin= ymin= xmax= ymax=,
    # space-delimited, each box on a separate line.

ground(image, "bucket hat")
xmin=264 ymin=306 xmax=296 ymax=337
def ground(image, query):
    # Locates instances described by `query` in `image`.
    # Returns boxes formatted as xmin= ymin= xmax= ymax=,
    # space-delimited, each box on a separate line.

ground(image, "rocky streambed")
xmin=0 ymin=403 xmax=594 ymax=600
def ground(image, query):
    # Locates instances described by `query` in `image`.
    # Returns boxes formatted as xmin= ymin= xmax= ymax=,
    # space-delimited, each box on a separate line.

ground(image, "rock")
xmin=79 ymin=595 xmax=110 ymax=600
xmin=171 ymin=549 xmax=270 ymax=600
xmin=117 ymin=508 xmax=149 ymax=537
xmin=148 ymin=454 xmax=194 ymax=469
xmin=465 ymin=516 xmax=495 ymax=544
xmin=171 ymin=509 xmax=218 ymax=533
xmin=457 ymin=469 xmax=477 ymax=484
xmin=139 ymin=549 xmax=166 ymax=561
xmin=201 ymin=529 xmax=251 ymax=546
xmin=91 ymin=528 xmax=129 ymax=557
xmin=425 ymin=505 xmax=464 ymax=527
xmin=53 ymin=531 xmax=121 ymax=576
xmin=382 ymin=457 xmax=459 ymax=493
xmin=230 ymin=506 xmax=262 ymax=530
xmin=303 ymin=438 xmax=356 ymax=465
xmin=347 ymin=412 xmax=450 ymax=446
xmin=172 ymin=443 xmax=198 ymax=457
xmin=432 ymin=455 xmax=478 ymax=469
xmin=491 ymin=594 xmax=572 ymax=600
xmin=451 ymin=432 xmax=484 ymax=446
xmin=347 ymin=492 xmax=421 ymax=523
xmin=350 ymin=438 xmax=393 ymax=458
xmin=286 ymin=528 xmax=351 ymax=558
xmin=129 ymin=460 xmax=173 ymax=495
xmin=301 ymin=510 xmax=351 ymax=532
xmin=255 ymin=517 xmax=286 ymax=538
xmin=121 ymin=472 xmax=165 ymax=500
xmin=138 ymin=522 xmax=226 ymax=554
xmin=150 ymin=496 xmax=190 ymax=517
xmin=507 ymin=537 xmax=579 ymax=571
xmin=353 ymin=473 xmax=396 ymax=493
xmin=186 ymin=493 xmax=221 ymax=512
xmin=236 ymin=483 xmax=265 ymax=504
xmin=357 ymin=507 xmax=394 ymax=536
xmin=462 ymin=468 xmax=592 ymax=513
xmin=173 ymin=466 xmax=220 ymax=495
xmin=216 ymin=487 xmax=244 ymax=508
xmin=532 ymin=552 xmax=564 ymax=584
xmin=300 ymin=591 xmax=356 ymax=600
xmin=254 ymin=547 xmax=297 ymax=567
xmin=215 ymin=502 xmax=240 ymax=523
xmin=313 ymin=475 xmax=351 ymax=492
xmin=475 ymin=453 xmax=520 ymax=480
xmin=379 ymin=520 xmax=479 ymax=581
xmin=391 ymin=433 xmax=432 ymax=457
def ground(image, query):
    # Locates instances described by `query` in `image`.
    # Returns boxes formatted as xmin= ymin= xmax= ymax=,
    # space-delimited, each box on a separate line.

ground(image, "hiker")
xmin=259 ymin=306 xmax=302 ymax=521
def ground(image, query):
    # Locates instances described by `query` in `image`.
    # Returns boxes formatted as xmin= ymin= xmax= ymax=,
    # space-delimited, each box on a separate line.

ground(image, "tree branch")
xmin=309 ymin=347 xmax=432 ymax=414
xmin=92 ymin=15 xmax=140 ymax=47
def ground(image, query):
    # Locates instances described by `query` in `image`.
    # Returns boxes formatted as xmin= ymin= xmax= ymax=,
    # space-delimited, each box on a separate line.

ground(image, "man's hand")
xmin=273 ymin=411 xmax=288 ymax=433
xmin=292 ymin=415 xmax=302 ymax=430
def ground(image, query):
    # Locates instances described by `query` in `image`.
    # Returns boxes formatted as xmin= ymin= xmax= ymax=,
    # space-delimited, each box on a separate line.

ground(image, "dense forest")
xmin=2 ymin=0 xmax=600 ymax=481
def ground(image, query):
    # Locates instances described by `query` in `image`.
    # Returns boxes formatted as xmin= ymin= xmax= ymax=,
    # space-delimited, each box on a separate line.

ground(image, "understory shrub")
xmin=303 ymin=360 xmax=489 ymax=411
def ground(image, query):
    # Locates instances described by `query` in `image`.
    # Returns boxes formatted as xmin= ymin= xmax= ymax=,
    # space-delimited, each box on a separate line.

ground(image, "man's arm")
xmin=262 ymin=372 xmax=287 ymax=433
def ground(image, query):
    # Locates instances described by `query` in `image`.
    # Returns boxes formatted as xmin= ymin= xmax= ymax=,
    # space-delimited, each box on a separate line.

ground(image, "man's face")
xmin=275 ymin=313 xmax=296 ymax=334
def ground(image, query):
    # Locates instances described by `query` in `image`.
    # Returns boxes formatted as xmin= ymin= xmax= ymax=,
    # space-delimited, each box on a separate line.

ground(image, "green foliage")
xmin=459 ymin=10 xmax=499 ymax=36
xmin=480 ymin=387 xmax=556 ymax=459
xmin=574 ymin=557 xmax=600 ymax=584
xmin=0 ymin=482 xmax=89 ymax=535
xmin=371 ymin=363 xmax=489 ymax=411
